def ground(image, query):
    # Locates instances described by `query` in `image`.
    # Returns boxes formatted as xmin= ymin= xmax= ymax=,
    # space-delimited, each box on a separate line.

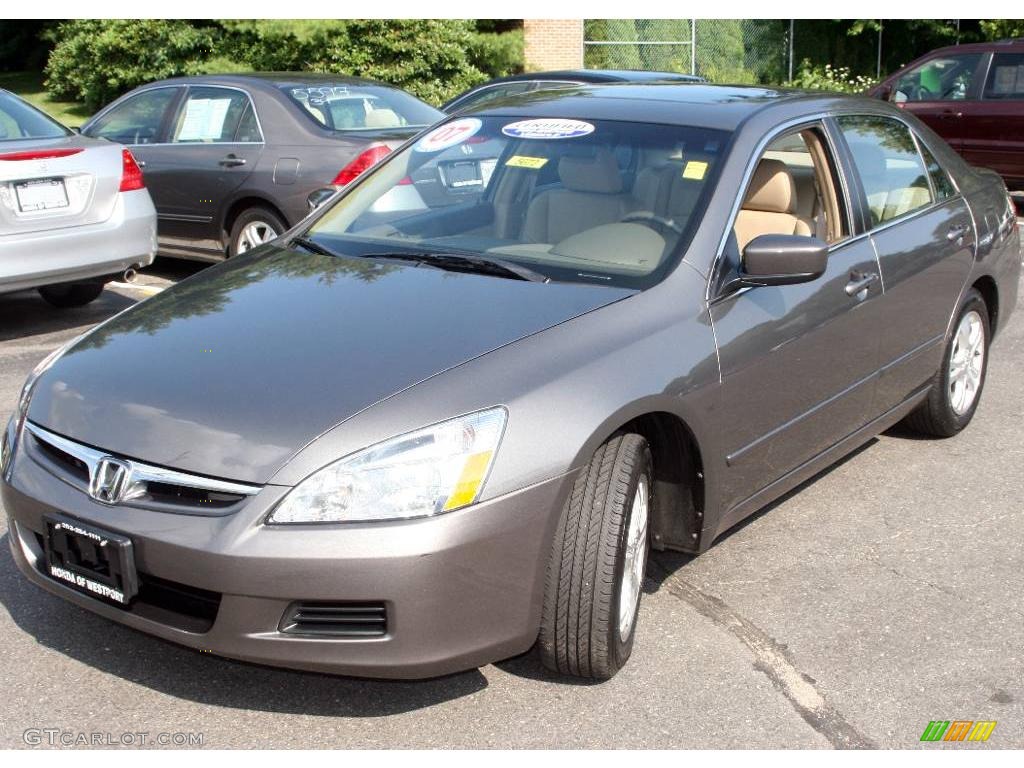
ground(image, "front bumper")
xmin=0 ymin=189 xmax=156 ymax=295
xmin=2 ymin=430 xmax=570 ymax=679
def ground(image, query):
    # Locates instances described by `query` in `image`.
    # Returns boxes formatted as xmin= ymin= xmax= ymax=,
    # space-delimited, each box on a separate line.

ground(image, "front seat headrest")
xmin=743 ymin=158 xmax=797 ymax=214
xmin=557 ymin=148 xmax=623 ymax=194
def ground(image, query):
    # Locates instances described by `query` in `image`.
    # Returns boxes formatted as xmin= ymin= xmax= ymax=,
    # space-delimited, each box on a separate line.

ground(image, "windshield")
xmin=280 ymin=83 xmax=442 ymax=131
xmin=305 ymin=115 xmax=729 ymax=289
xmin=0 ymin=90 xmax=70 ymax=141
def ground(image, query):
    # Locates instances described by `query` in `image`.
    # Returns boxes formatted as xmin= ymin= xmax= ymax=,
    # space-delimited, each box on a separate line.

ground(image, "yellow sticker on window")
xmin=682 ymin=161 xmax=708 ymax=180
xmin=506 ymin=155 xmax=549 ymax=170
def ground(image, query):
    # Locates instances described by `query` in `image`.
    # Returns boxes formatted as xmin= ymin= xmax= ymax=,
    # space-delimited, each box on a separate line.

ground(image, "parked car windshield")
xmin=305 ymin=115 xmax=730 ymax=289
xmin=0 ymin=90 xmax=70 ymax=141
xmin=280 ymin=83 xmax=441 ymax=131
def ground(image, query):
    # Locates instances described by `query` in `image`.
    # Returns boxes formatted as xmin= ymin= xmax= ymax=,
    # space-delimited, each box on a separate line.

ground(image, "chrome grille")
xmin=24 ymin=422 xmax=262 ymax=514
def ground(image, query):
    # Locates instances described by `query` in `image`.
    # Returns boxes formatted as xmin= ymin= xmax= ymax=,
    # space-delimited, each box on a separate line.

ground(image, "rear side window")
xmin=88 ymin=88 xmax=178 ymax=145
xmin=450 ymin=82 xmax=537 ymax=112
xmin=916 ymin=139 xmax=956 ymax=202
xmin=171 ymin=87 xmax=252 ymax=144
xmin=837 ymin=115 xmax=933 ymax=227
xmin=280 ymin=83 xmax=441 ymax=131
xmin=0 ymin=90 xmax=69 ymax=141
xmin=983 ymin=53 xmax=1024 ymax=99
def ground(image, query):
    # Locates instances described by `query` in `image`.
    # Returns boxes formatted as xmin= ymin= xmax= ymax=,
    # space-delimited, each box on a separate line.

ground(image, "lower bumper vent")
xmin=279 ymin=601 xmax=387 ymax=637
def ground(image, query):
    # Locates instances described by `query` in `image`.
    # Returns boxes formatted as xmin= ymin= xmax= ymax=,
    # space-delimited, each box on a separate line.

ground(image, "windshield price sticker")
xmin=502 ymin=119 xmax=595 ymax=140
xmin=506 ymin=155 xmax=549 ymax=169
xmin=414 ymin=118 xmax=484 ymax=153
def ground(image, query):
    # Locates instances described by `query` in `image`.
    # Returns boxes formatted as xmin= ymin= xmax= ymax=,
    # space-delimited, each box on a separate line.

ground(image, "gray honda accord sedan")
xmin=2 ymin=85 xmax=1019 ymax=680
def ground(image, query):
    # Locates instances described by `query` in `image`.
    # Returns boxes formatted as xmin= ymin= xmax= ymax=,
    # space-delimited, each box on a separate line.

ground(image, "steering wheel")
xmin=620 ymin=212 xmax=683 ymax=236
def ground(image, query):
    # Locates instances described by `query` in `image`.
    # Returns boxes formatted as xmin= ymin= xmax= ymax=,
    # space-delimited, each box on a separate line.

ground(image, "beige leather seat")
xmin=733 ymin=159 xmax=812 ymax=251
xmin=523 ymin=148 xmax=635 ymax=243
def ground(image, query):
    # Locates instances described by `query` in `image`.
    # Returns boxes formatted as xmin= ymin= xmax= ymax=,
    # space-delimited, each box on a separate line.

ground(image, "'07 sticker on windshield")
xmin=502 ymin=119 xmax=595 ymax=140
xmin=414 ymin=118 xmax=483 ymax=152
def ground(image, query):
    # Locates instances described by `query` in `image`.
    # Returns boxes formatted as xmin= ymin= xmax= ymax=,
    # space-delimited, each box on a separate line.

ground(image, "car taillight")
xmin=0 ymin=148 xmax=83 ymax=161
xmin=332 ymin=144 xmax=392 ymax=186
xmin=119 ymin=148 xmax=144 ymax=192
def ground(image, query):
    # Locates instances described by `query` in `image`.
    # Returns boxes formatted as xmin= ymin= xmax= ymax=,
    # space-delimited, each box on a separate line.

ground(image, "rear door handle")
xmin=845 ymin=272 xmax=879 ymax=297
xmin=947 ymin=224 xmax=968 ymax=242
xmin=219 ymin=155 xmax=246 ymax=168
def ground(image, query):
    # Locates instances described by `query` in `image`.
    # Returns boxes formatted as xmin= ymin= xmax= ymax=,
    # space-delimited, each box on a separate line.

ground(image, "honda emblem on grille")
xmin=89 ymin=457 xmax=131 ymax=504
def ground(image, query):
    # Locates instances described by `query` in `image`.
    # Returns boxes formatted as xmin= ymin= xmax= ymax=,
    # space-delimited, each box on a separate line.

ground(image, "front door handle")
xmin=219 ymin=155 xmax=246 ymax=168
xmin=947 ymin=224 xmax=968 ymax=242
xmin=845 ymin=272 xmax=879 ymax=297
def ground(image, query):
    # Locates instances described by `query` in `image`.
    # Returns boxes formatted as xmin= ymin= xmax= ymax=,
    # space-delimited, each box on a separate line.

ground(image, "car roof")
xmin=131 ymin=72 xmax=399 ymax=92
xmin=918 ymin=37 xmax=1024 ymax=56
xmin=490 ymin=69 xmax=704 ymax=84
xmin=460 ymin=82 xmax=863 ymax=132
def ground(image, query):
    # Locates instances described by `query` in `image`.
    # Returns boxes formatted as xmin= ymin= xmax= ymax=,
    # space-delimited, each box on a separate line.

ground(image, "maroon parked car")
xmin=869 ymin=39 xmax=1024 ymax=191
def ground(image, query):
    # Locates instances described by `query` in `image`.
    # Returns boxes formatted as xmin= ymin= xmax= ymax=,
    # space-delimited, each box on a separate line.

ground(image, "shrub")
xmin=44 ymin=20 xmax=221 ymax=110
xmin=787 ymin=60 xmax=878 ymax=93
xmin=467 ymin=29 xmax=524 ymax=79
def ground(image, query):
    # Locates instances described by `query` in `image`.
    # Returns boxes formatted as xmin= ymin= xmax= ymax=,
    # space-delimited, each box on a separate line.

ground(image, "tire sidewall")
xmin=939 ymin=292 xmax=990 ymax=431
xmin=607 ymin=444 xmax=653 ymax=670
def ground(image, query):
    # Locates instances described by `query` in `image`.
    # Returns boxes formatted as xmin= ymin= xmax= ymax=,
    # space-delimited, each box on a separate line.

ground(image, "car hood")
xmin=29 ymin=247 xmax=632 ymax=484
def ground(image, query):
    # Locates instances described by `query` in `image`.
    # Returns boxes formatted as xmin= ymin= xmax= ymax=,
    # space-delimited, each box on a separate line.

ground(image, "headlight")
xmin=269 ymin=407 xmax=507 ymax=524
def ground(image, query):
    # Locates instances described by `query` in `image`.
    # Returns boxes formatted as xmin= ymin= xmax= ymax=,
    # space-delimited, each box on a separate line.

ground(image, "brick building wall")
xmin=523 ymin=19 xmax=584 ymax=71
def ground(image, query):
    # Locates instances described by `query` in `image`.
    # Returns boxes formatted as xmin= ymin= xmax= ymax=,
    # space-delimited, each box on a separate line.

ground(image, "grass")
xmin=0 ymin=70 xmax=92 ymax=127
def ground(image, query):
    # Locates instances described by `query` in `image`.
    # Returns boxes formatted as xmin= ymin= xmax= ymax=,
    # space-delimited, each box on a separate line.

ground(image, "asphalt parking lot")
xmin=1 ymin=245 xmax=1022 ymax=749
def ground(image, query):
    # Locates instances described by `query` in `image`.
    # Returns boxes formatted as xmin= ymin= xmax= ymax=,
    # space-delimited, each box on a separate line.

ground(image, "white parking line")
xmin=108 ymin=282 xmax=165 ymax=297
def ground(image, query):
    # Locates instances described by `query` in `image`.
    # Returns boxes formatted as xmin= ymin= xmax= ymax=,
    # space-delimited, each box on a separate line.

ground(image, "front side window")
xmin=0 ymin=91 xmax=69 ymax=141
xmin=837 ymin=115 xmax=933 ymax=226
xmin=303 ymin=115 xmax=730 ymax=289
xmin=983 ymin=53 xmax=1024 ymax=100
xmin=88 ymin=88 xmax=178 ymax=145
xmin=733 ymin=126 xmax=848 ymax=252
xmin=281 ymin=83 xmax=441 ymax=131
xmin=893 ymin=54 xmax=983 ymax=103
xmin=171 ymin=87 xmax=252 ymax=144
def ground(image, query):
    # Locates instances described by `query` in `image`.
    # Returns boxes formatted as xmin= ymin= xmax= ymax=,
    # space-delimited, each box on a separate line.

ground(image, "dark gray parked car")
xmin=79 ymin=73 xmax=443 ymax=260
xmin=3 ymin=85 xmax=1019 ymax=681
xmin=441 ymin=69 xmax=705 ymax=113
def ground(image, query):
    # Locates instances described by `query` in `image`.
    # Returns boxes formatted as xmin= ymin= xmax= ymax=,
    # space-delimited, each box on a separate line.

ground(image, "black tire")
xmin=228 ymin=206 xmax=286 ymax=257
xmin=37 ymin=282 xmax=104 ymax=308
xmin=539 ymin=432 xmax=653 ymax=680
xmin=904 ymin=288 xmax=990 ymax=437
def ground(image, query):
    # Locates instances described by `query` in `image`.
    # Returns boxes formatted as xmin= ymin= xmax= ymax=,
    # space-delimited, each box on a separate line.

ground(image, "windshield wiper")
xmin=291 ymin=235 xmax=341 ymax=258
xmin=361 ymin=251 xmax=550 ymax=283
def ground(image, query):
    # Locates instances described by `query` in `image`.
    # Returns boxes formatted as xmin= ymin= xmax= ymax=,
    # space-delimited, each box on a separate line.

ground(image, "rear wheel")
xmin=37 ymin=282 xmax=104 ymax=308
xmin=904 ymin=288 xmax=989 ymax=437
xmin=539 ymin=432 xmax=652 ymax=680
xmin=228 ymin=206 xmax=286 ymax=257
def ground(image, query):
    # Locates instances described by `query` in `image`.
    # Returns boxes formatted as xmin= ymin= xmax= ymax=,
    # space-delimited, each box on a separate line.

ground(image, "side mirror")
xmin=741 ymin=234 xmax=828 ymax=286
xmin=69 ymin=126 xmax=81 ymax=134
xmin=306 ymin=188 xmax=336 ymax=212
xmin=877 ymin=85 xmax=893 ymax=101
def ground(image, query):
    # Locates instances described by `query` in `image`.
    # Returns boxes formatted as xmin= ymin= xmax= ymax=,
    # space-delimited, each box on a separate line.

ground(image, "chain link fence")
xmin=583 ymin=20 xmax=968 ymax=87
xmin=584 ymin=19 xmax=788 ymax=83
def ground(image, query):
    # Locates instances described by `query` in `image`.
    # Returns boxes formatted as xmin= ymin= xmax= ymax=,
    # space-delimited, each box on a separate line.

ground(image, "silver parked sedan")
xmin=0 ymin=89 xmax=156 ymax=307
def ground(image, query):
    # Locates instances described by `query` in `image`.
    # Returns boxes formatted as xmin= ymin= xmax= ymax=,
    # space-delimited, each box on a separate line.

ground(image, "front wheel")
xmin=903 ymin=288 xmax=989 ymax=437
xmin=539 ymin=432 xmax=652 ymax=680
xmin=37 ymin=282 xmax=104 ymax=308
